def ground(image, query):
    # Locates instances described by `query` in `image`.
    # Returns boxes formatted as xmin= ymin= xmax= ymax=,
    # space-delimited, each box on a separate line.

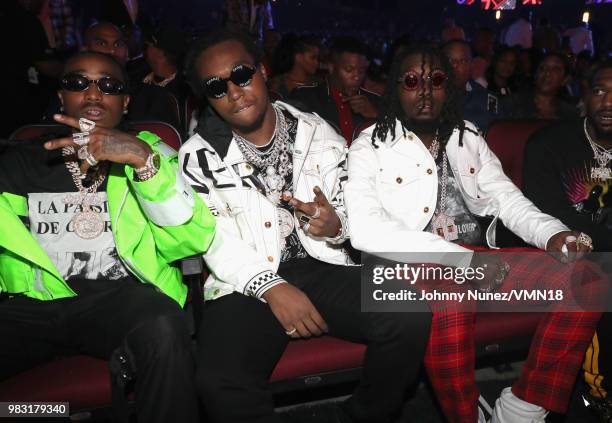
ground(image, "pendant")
xmin=591 ymin=166 xmax=611 ymax=181
xmin=68 ymin=193 xmax=104 ymax=239
xmin=72 ymin=210 xmax=104 ymax=239
xmin=431 ymin=213 xmax=458 ymax=241
xmin=278 ymin=208 xmax=295 ymax=249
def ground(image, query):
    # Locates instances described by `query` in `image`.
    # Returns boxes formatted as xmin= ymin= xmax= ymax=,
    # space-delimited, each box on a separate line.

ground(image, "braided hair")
xmin=371 ymin=44 xmax=464 ymax=148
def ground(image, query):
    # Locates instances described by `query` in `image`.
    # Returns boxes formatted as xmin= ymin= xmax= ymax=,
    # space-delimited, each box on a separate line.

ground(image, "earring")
xmin=60 ymin=105 xmax=64 ymax=112
xmin=123 ymin=109 xmax=128 ymax=115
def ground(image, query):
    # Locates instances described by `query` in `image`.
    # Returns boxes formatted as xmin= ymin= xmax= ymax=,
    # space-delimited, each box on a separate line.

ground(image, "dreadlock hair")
xmin=371 ymin=43 xmax=464 ymax=149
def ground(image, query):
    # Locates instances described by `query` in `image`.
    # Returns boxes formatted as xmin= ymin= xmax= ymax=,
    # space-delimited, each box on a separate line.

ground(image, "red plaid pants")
xmin=421 ymin=251 xmax=607 ymax=423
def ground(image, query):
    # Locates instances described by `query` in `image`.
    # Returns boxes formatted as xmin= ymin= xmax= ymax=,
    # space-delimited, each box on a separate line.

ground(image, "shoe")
xmin=490 ymin=387 xmax=548 ymax=423
xmin=478 ymin=395 xmax=492 ymax=423
xmin=583 ymin=391 xmax=612 ymax=423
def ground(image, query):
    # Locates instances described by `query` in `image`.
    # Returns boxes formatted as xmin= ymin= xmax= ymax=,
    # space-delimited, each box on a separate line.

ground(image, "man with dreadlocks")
xmin=345 ymin=44 xmax=606 ymax=423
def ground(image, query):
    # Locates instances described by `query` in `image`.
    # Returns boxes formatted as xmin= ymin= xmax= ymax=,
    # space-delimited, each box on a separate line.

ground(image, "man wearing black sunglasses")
xmin=345 ymin=44 xmax=604 ymax=423
xmin=180 ymin=29 xmax=432 ymax=423
xmin=0 ymin=51 xmax=216 ymax=423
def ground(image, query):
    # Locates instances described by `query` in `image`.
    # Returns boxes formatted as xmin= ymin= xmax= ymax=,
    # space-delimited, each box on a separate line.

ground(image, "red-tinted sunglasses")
xmin=397 ymin=71 xmax=447 ymax=91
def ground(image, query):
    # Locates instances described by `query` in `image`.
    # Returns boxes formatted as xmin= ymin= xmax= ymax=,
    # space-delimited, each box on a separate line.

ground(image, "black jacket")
xmin=289 ymin=81 xmax=381 ymax=141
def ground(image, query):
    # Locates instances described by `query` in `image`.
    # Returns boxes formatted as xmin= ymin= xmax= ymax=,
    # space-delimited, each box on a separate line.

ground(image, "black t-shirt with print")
xmin=252 ymin=110 xmax=308 ymax=262
xmin=524 ymin=120 xmax=612 ymax=251
xmin=424 ymin=152 xmax=483 ymax=246
xmin=0 ymin=135 xmax=131 ymax=284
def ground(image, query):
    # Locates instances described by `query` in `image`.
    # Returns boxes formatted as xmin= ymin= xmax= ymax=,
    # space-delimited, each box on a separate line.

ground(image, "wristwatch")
xmin=134 ymin=152 xmax=160 ymax=181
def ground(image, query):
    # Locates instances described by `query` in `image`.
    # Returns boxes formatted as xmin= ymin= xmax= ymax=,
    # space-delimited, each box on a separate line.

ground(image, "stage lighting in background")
xmin=482 ymin=0 xmax=516 ymax=10
xmin=496 ymin=10 xmax=502 ymax=19
xmin=582 ymin=11 xmax=591 ymax=23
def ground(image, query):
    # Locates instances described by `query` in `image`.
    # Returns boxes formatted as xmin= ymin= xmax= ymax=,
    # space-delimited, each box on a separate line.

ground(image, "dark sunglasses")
xmin=60 ymin=73 xmax=126 ymax=95
xmin=398 ymin=70 xmax=447 ymax=91
xmin=202 ymin=64 xmax=256 ymax=99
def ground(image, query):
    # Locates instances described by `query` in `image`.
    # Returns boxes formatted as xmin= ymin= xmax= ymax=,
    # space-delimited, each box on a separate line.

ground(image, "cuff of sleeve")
xmin=243 ymin=270 xmax=286 ymax=299
xmin=326 ymin=212 xmax=349 ymax=244
xmin=543 ymin=229 xmax=569 ymax=251
xmin=127 ymin=157 xmax=196 ymax=226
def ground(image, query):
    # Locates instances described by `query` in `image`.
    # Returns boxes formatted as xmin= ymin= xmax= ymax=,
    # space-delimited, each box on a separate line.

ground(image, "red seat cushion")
xmin=485 ymin=120 xmax=550 ymax=189
xmin=0 ymin=312 xmax=542 ymax=411
xmin=270 ymin=336 xmax=366 ymax=382
xmin=0 ymin=356 xmax=111 ymax=411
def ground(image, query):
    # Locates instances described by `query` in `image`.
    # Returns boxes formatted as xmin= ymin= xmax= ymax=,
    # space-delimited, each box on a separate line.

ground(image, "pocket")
xmin=458 ymin=162 xmax=481 ymax=198
xmin=376 ymin=167 xmax=421 ymax=215
xmin=0 ymin=252 xmax=32 ymax=294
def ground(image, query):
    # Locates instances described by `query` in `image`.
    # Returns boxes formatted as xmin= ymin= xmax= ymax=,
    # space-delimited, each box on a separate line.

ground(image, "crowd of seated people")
xmin=2 ymin=3 xmax=612 ymax=423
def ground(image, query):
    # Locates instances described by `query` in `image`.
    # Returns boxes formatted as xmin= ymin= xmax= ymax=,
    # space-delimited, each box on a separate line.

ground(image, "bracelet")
xmin=134 ymin=153 xmax=160 ymax=181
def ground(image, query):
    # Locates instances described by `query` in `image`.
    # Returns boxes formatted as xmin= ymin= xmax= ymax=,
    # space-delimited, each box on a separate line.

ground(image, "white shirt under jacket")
xmin=344 ymin=119 xmax=568 ymax=266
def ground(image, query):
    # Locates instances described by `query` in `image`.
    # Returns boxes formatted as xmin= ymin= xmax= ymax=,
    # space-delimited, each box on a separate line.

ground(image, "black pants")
xmin=0 ymin=278 xmax=199 ymax=423
xmin=196 ymin=258 xmax=432 ymax=423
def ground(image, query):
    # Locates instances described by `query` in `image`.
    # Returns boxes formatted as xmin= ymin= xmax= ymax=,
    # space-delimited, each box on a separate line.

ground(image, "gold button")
xmin=213 ymin=289 xmax=219 ymax=295
xmin=396 ymin=177 xmax=402 ymax=184
xmin=267 ymin=256 xmax=274 ymax=262
xmin=423 ymin=207 xmax=429 ymax=213
xmin=408 ymin=135 xmax=414 ymax=140
xmin=264 ymin=221 xmax=271 ymax=228
xmin=427 ymin=168 xmax=433 ymax=175
xmin=246 ymin=164 xmax=252 ymax=170
xmin=470 ymin=167 xmax=475 ymax=174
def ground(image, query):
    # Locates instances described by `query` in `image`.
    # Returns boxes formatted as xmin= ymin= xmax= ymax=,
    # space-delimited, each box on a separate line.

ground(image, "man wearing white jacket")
xmin=345 ymin=44 xmax=605 ymax=423
xmin=179 ymin=30 xmax=432 ymax=423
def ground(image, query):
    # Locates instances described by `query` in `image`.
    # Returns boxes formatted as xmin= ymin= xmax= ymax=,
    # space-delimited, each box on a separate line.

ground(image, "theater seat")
xmin=9 ymin=121 xmax=182 ymax=151
xmin=485 ymin=119 xmax=550 ymax=189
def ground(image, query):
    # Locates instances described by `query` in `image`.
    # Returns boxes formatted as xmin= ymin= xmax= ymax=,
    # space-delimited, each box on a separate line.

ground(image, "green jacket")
xmin=0 ymin=131 xmax=216 ymax=307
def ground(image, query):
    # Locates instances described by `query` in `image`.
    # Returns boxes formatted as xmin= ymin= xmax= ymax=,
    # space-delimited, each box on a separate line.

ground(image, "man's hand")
xmin=469 ymin=253 xmax=509 ymax=293
xmin=546 ymin=230 xmax=592 ymax=263
xmin=287 ymin=186 xmax=341 ymax=238
xmin=262 ymin=283 xmax=328 ymax=339
xmin=44 ymin=114 xmax=152 ymax=174
xmin=343 ymin=95 xmax=378 ymax=119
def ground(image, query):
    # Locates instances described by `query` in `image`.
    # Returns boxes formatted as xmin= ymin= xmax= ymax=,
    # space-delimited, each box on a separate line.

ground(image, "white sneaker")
xmin=478 ymin=395 xmax=492 ymax=423
xmin=490 ymin=387 xmax=548 ymax=423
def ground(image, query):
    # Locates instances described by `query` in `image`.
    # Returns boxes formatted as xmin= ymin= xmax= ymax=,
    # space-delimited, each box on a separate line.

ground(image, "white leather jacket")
xmin=345 ymin=119 xmax=568 ymax=264
xmin=179 ymin=102 xmax=353 ymax=301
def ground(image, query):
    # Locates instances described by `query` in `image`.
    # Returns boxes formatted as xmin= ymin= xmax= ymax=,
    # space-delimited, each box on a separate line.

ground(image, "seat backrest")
xmin=485 ymin=119 xmax=550 ymax=189
xmin=10 ymin=121 xmax=182 ymax=151
xmin=130 ymin=121 xmax=182 ymax=151
xmin=9 ymin=124 xmax=61 ymax=141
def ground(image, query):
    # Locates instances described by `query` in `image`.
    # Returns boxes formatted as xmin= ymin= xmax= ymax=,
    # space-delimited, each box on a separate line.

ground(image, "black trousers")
xmin=196 ymin=258 xmax=432 ymax=423
xmin=0 ymin=278 xmax=199 ymax=423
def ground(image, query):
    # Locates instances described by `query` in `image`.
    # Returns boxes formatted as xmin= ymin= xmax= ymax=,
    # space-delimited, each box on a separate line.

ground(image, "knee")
xmin=370 ymin=310 xmax=432 ymax=343
xmin=126 ymin=313 xmax=193 ymax=358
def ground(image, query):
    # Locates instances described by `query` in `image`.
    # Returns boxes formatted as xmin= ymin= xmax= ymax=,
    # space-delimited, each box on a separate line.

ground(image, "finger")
xmin=44 ymin=137 xmax=79 ymax=150
xmin=313 ymin=186 xmax=331 ymax=206
xmin=309 ymin=310 xmax=328 ymax=333
xmin=294 ymin=321 xmax=312 ymax=338
xmin=302 ymin=317 xmax=323 ymax=336
xmin=290 ymin=198 xmax=318 ymax=216
xmin=53 ymin=114 xmax=81 ymax=130
xmin=565 ymin=239 xmax=579 ymax=254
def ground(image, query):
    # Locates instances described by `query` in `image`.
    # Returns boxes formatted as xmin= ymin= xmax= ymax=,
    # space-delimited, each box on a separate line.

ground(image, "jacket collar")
xmin=205 ymin=101 xmax=318 ymax=166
